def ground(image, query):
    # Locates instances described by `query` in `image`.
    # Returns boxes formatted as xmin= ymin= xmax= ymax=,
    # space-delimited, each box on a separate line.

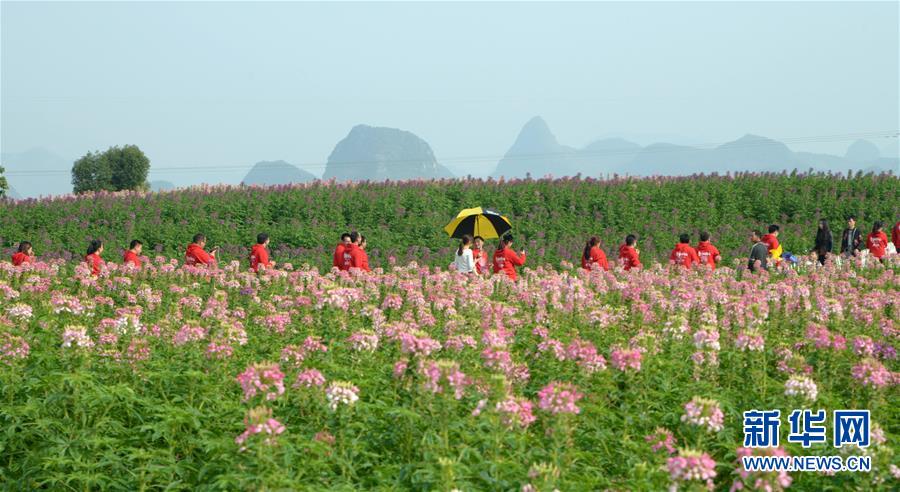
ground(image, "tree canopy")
xmin=72 ymin=145 xmax=150 ymax=194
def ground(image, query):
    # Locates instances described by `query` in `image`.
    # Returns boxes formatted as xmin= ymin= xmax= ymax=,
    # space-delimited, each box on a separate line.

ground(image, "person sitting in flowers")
xmin=84 ymin=239 xmax=104 ymax=276
xmin=747 ymin=230 xmax=769 ymax=272
xmin=493 ymin=234 xmax=526 ymax=281
xmin=11 ymin=241 xmax=35 ymax=266
xmin=123 ymin=239 xmax=143 ymax=269
xmin=185 ymin=234 xmax=217 ymax=267
xmin=866 ymin=221 xmax=888 ymax=263
xmin=618 ymin=234 xmax=642 ymax=271
xmin=250 ymin=233 xmax=274 ymax=272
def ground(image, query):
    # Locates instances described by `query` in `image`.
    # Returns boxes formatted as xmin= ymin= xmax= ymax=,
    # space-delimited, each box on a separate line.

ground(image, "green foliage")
xmin=0 ymin=164 xmax=7 ymax=198
xmin=71 ymin=145 xmax=150 ymax=194
xmin=3 ymin=173 xmax=897 ymax=270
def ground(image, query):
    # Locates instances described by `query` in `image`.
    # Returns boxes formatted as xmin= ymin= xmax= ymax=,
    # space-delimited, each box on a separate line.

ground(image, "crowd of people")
xmin=6 ymin=217 xmax=899 ymax=280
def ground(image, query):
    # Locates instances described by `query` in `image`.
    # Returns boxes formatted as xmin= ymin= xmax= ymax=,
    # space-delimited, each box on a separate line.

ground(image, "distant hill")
xmin=5 ymin=186 xmax=21 ymax=200
xmin=150 ymin=180 xmax=176 ymax=192
xmin=1 ymin=147 xmax=72 ymax=197
xmin=242 ymin=160 xmax=316 ymax=186
xmin=324 ymin=125 xmax=454 ymax=181
xmin=491 ymin=118 xmax=898 ymax=178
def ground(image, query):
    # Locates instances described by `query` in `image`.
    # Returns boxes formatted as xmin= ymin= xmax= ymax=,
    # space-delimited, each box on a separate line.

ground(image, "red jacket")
xmin=695 ymin=241 xmax=720 ymax=269
xmin=250 ymin=244 xmax=271 ymax=272
xmin=11 ymin=252 xmax=32 ymax=266
xmin=493 ymin=247 xmax=525 ymax=280
xmin=333 ymin=243 xmax=346 ymax=270
xmin=357 ymin=248 xmax=371 ymax=272
xmin=762 ymin=233 xmax=779 ymax=253
xmin=669 ymin=243 xmax=700 ymax=268
xmin=867 ymin=231 xmax=888 ymax=259
xmin=123 ymin=250 xmax=142 ymax=268
xmin=185 ymin=243 xmax=215 ymax=266
xmin=341 ymin=243 xmax=367 ymax=271
xmin=471 ymin=248 xmax=488 ymax=274
xmin=618 ymin=244 xmax=641 ymax=270
xmin=582 ymin=246 xmax=609 ymax=271
xmin=85 ymin=253 xmax=103 ymax=276
xmin=892 ymin=221 xmax=900 ymax=251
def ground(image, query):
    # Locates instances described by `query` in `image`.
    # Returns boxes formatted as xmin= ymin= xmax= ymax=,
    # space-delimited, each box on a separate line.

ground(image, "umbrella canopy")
xmin=444 ymin=207 xmax=512 ymax=240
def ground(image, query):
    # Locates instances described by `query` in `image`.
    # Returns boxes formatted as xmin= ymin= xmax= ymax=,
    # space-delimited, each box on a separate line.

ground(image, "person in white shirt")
xmin=452 ymin=234 xmax=475 ymax=274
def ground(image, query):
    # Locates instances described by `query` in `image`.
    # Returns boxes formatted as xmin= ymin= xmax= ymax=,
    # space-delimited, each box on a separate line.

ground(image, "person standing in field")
xmin=11 ymin=241 xmax=35 ymax=266
xmin=840 ymin=215 xmax=862 ymax=257
xmin=250 ymin=233 xmax=273 ymax=272
xmin=493 ymin=234 xmax=526 ymax=280
xmin=471 ymin=236 xmax=489 ymax=275
xmin=333 ymin=232 xmax=351 ymax=270
xmin=669 ymin=233 xmax=700 ymax=269
xmin=581 ymin=236 xmax=609 ymax=271
xmin=747 ymin=230 xmax=769 ymax=272
xmin=356 ymin=235 xmax=371 ymax=272
xmin=343 ymin=231 xmax=366 ymax=271
xmin=452 ymin=234 xmax=475 ymax=274
xmin=123 ymin=240 xmax=143 ymax=269
xmin=618 ymin=234 xmax=641 ymax=271
xmin=812 ymin=219 xmax=832 ymax=266
xmin=185 ymin=234 xmax=217 ymax=267
xmin=85 ymin=239 xmax=104 ymax=276
xmin=866 ymin=221 xmax=888 ymax=263
xmin=695 ymin=231 xmax=721 ymax=269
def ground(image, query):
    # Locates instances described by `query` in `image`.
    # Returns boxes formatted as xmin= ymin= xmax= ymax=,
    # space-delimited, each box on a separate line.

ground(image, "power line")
xmin=3 ymin=130 xmax=897 ymax=176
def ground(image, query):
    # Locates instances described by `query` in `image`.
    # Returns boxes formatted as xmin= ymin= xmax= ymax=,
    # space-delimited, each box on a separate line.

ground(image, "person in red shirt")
xmin=669 ymin=233 xmax=700 ymax=269
xmin=695 ymin=231 xmax=721 ymax=269
xmin=341 ymin=231 xmax=361 ymax=271
xmin=123 ymin=240 xmax=143 ymax=269
xmin=250 ymin=233 xmax=274 ymax=272
xmin=581 ymin=236 xmax=609 ymax=271
xmin=333 ymin=232 xmax=351 ymax=270
xmin=892 ymin=220 xmax=900 ymax=252
xmin=618 ymin=234 xmax=642 ymax=271
xmin=762 ymin=224 xmax=780 ymax=253
xmin=493 ymin=234 xmax=526 ymax=280
xmin=185 ymin=234 xmax=217 ymax=267
xmin=356 ymin=235 xmax=371 ymax=272
xmin=84 ymin=239 xmax=104 ymax=276
xmin=11 ymin=241 xmax=35 ymax=266
xmin=866 ymin=221 xmax=888 ymax=261
xmin=471 ymin=236 xmax=489 ymax=275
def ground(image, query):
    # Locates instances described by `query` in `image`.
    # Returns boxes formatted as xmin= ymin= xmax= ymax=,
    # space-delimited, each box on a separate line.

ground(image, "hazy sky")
xmin=2 ymin=1 xmax=898 ymax=183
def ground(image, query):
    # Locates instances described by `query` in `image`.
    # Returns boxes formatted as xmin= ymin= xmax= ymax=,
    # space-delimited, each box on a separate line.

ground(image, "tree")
xmin=0 ymin=165 xmax=8 ymax=198
xmin=71 ymin=145 xmax=150 ymax=194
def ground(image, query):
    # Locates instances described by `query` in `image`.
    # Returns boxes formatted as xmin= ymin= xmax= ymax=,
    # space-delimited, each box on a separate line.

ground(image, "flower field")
xmin=1 ymin=254 xmax=898 ymax=490
xmin=2 ymin=172 xmax=898 ymax=269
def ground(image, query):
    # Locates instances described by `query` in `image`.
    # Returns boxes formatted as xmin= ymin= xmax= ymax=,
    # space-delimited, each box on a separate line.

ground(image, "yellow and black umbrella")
xmin=444 ymin=207 xmax=512 ymax=240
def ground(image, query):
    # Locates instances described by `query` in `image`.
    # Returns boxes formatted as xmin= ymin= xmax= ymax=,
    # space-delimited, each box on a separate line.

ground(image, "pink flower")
xmin=293 ymin=368 xmax=326 ymax=388
xmin=851 ymin=358 xmax=893 ymax=388
xmin=610 ymin=345 xmax=643 ymax=372
xmin=645 ymin=427 xmax=677 ymax=454
xmin=0 ymin=332 xmax=30 ymax=364
xmin=172 ymin=324 xmax=206 ymax=346
xmin=681 ymin=396 xmax=724 ymax=433
xmin=61 ymin=325 xmax=93 ymax=349
xmin=783 ymin=375 xmax=818 ymax=402
xmin=496 ymin=396 xmax=537 ymax=428
xmin=236 ymin=362 xmax=286 ymax=402
xmin=234 ymin=406 xmax=286 ymax=450
xmin=347 ymin=330 xmax=379 ymax=352
xmin=537 ymin=381 xmax=584 ymax=415
xmin=667 ymin=448 xmax=716 ymax=491
xmin=393 ymin=359 xmax=409 ymax=379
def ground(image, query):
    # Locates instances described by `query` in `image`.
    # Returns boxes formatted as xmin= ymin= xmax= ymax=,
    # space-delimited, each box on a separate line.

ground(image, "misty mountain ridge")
xmin=491 ymin=117 xmax=898 ymax=178
xmin=324 ymin=125 xmax=454 ymax=181
xmin=242 ymin=160 xmax=316 ymax=186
